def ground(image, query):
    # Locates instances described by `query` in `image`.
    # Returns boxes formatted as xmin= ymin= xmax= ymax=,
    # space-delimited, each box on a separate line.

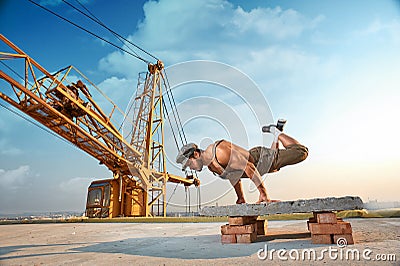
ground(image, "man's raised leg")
xmin=270 ymin=133 xmax=308 ymax=172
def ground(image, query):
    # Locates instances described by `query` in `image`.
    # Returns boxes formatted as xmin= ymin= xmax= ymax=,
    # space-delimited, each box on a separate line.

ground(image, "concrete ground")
xmin=0 ymin=218 xmax=399 ymax=265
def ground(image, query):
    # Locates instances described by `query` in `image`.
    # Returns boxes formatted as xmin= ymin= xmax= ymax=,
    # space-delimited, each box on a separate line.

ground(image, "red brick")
xmin=221 ymin=223 xmax=256 ymax=235
xmin=309 ymin=222 xmax=352 ymax=235
xmin=307 ymin=220 xmax=317 ymax=230
xmin=256 ymin=220 xmax=268 ymax=235
xmin=313 ymin=212 xmax=341 ymax=220
xmin=236 ymin=231 xmax=257 ymax=243
xmin=333 ymin=234 xmax=354 ymax=245
xmin=228 ymin=216 xmax=257 ymax=225
xmin=314 ymin=212 xmax=337 ymax=224
xmin=221 ymin=234 xmax=236 ymax=244
xmin=311 ymin=234 xmax=333 ymax=244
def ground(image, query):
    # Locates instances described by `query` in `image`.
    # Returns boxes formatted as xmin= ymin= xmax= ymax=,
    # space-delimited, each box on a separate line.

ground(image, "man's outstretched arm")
xmin=229 ymin=151 xmax=269 ymax=203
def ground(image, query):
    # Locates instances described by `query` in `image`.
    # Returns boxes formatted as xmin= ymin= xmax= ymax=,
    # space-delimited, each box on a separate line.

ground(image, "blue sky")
xmin=0 ymin=0 xmax=399 ymax=213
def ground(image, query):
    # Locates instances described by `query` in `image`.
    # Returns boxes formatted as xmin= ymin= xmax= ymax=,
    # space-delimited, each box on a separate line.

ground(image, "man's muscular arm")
xmin=243 ymin=161 xmax=264 ymax=187
xmin=228 ymin=149 xmax=263 ymax=187
xmin=228 ymin=149 xmax=269 ymax=202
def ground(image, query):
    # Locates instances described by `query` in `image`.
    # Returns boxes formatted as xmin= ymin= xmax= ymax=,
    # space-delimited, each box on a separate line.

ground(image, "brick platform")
xmin=221 ymin=216 xmax=267 ymax=244
xmin=308 ymin=212 xmax=354 ymax=245
xmin=221 ymin=212 xmax=355 ymax=245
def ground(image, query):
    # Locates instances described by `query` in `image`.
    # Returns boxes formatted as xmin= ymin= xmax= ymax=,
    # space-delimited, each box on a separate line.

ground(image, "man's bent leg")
xmin=269 ymin=133 xmax=308 ymax=172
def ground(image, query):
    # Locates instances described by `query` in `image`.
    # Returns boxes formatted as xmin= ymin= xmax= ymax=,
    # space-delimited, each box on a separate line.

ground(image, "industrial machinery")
xmin=0 ymin=34 xmax=199 ymax=218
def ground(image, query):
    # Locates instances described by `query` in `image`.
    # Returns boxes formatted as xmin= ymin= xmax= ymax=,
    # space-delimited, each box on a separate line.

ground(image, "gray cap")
xmin=176 ymin=143 xmax=198 ymax=169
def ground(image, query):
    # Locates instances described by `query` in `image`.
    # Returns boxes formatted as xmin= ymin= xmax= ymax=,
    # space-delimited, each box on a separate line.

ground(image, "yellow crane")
xmin=0 ymin=34 xmax=199 ymax=218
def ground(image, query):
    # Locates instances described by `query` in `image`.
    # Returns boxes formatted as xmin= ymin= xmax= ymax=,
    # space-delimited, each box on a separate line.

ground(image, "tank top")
xmin=210 ymin=140 xmax=229 ymax=179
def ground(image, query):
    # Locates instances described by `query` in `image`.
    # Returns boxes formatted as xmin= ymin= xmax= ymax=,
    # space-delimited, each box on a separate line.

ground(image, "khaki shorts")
xmin=249 ymin=144 xmax=308 ymax=176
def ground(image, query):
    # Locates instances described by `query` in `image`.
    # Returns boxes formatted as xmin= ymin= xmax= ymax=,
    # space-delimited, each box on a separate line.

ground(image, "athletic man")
xmin=176 ymin=119 xmax=308 ymax=204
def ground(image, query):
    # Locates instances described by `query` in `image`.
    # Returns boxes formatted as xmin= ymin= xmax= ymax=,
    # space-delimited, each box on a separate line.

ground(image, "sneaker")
xmin=276 ymin=119 xmax=287 ymax=131
xmin=261 ymin=124 xmax=276 ymax=133
xmin=262 ymin=119 xmax=287 ymax=133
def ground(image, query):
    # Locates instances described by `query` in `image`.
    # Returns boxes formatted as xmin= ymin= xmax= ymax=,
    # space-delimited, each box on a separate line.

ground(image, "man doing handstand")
xmin=176 ymin=119 xmax=308 ymax=204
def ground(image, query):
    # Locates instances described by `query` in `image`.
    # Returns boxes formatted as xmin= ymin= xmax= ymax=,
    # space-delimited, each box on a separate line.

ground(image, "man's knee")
xmin=268 ymin=144 xmax=308 ymax=173
xmin=295 ymin=145 xmax=308 ymax=163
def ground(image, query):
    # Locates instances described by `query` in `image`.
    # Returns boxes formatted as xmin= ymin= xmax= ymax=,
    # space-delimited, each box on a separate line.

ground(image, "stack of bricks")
xmin=221 ymin=216 xmax=267 ymax=244
xmin=308 ymin=211 xmax=354 ymax=245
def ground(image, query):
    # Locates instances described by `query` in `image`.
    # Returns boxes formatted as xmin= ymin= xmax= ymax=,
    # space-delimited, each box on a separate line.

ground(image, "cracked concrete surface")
xmin=0 ymin=218 xmax=398 ymax=265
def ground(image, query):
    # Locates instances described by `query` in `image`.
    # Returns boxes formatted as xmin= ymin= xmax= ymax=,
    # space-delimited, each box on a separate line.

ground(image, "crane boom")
xmin=0 ymin=34 xmax=141 ymax=174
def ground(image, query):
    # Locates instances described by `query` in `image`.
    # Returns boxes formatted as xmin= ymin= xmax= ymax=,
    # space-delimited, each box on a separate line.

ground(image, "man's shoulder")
xmin=217 ymin=139 xmax=233 ymax=146
xmin=204 ymin=139 xmax=227 ymax=153
xmin=214 ymin=139 xmax=233 ymax=149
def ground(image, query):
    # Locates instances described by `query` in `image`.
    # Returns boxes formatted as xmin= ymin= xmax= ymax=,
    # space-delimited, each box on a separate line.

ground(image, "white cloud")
xmin=0 ymin=165 xmax=30 ymax=189
xmin=99 ymin=51 xmax=144 ymax=79
xmin=98 ymin=0 xmax=324 ymax=77
xmin=231 ymin=6 xmax=323 ymax=40
xmin=238 ymin=46 xmax=341 ymax=92
xmin=96 ymin=76 xmax=135 ymax=103
xmin=135 ymin=0 xmax=322 ymax=49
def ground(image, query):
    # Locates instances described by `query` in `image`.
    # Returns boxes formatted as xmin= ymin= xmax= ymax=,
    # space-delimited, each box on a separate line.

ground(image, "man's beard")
xmin=194 ymin=159 xmax=203 ymax=171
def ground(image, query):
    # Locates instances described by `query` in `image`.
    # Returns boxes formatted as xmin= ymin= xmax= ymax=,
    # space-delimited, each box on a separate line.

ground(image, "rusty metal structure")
xmin=0 ymin=34 xmax=198 ymax=217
